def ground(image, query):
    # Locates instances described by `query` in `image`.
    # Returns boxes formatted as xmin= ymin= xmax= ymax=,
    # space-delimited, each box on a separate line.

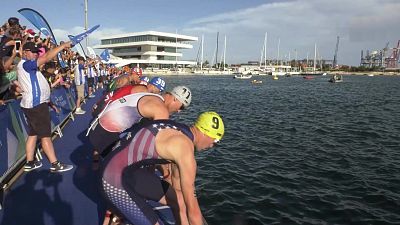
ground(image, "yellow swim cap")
xmin=195 ymin=112 xmax=224 ymax=140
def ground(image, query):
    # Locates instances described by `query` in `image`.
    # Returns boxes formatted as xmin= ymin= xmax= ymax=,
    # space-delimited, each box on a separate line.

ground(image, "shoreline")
xmin=142 ymin=71 xmax=400 ymax=76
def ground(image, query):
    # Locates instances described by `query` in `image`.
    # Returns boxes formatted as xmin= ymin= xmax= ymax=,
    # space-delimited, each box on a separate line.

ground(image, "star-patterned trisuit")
xmin=100 ymin=120 xmax=193 ymax=225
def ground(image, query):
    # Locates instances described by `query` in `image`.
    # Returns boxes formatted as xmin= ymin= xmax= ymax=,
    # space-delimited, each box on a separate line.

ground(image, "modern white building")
xmin=93 ymin=31 xmax=198 ymax=68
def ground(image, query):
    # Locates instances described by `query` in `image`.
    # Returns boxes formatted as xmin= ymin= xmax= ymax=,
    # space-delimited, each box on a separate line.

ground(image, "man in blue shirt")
xmin=17 ymin=41 xmax=73 ymax=172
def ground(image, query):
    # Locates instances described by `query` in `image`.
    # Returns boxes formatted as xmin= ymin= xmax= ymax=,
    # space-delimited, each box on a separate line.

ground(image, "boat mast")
xmin=306 ymin=52 xmax=309 ymax=69
xmin=215 ymin=32 xmax=219 ymax=69
xmin=313 ymin=43 xmax=317 ymax=73
xmin=223 ymin=35 xmax=226 ymax=71
xmin=264 ymin=32 xmax=267 ymax=69
xmin=277 ymin=38 xmax=280 ymax=66
xmin=200 ymin=34 xmax=204 ymax=71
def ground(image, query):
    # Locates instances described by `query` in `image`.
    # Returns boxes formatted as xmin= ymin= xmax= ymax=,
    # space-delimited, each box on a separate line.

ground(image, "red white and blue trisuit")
xmin=88 ymin=91 xmax=164 ymax=155
xmin=100 ymin=120 xmax=194 ymax=225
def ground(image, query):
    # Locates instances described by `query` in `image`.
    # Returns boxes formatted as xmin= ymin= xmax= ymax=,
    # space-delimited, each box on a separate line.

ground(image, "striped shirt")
xmin=74 ymin=64 xmax=86 ymax=85
xmin=17 ymin=59 xmax=51 ymax=108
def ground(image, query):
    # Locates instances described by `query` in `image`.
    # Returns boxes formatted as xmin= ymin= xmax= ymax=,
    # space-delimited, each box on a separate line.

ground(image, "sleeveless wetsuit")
xmin=101 ymin=120 xmax=194 ymax=225
xmin=88 ymin=92 xmax=164 ymax=154
xmin=92 ymin=84 xmax=146 ymax=118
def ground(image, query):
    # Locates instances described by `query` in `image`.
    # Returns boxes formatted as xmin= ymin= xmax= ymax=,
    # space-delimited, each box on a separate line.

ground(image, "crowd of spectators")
xmin=0 ymin=15 xmax=146 ymax=172
xmin=0 ymin=16 xmax=136 ymax=107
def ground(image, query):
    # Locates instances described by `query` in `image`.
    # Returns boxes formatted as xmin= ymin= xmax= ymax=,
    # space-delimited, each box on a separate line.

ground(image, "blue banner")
xmin=18 ymin=8 xmax=67 ymax=68
xmin=49 ymin=87 xmax=72 ymax=128
xmin=0 ymin=101 xmax=28 ymax=177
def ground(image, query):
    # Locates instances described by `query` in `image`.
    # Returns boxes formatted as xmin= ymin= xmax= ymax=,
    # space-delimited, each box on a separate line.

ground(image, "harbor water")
xmin=165 ymin=75 xmax=400 ymax=225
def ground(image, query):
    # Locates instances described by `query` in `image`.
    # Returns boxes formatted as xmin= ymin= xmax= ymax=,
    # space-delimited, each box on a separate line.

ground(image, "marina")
xmin=1 ymin=0 xmax=400 ymax=224
xmin=2 ymin=74 xmax=399 ymax=225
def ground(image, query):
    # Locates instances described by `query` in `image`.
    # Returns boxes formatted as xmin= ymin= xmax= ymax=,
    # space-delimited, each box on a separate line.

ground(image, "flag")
xmin=87 ymin=46 xmax=97 ymax=59
xmin=68 ymin=35 xmax=87 ymax=59
xmin=100 ymin=49 xmax=110 ymax=62
xmin=18 ymin=8 xmax=67 ymax=68
xmin=69 ymin=25 xmax=100 ymax=47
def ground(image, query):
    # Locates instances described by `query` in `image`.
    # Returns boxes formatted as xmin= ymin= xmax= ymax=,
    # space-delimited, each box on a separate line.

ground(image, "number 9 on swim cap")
xmin=195 ymin=111 xmax=224 ymax=140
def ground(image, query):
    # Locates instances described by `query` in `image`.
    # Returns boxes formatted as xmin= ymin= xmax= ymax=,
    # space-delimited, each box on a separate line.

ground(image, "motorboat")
xmin=233 ymin=74 xmax=253 ymax=79
xmin=329 ymin=74 xmax=343 ymax=83
xmin=251 ymin=79 xmax=263 ymax=84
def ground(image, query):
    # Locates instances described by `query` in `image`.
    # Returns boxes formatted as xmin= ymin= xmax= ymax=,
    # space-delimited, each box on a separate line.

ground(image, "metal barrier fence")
xmin=0 ymin=84 xmax=79 ymax=208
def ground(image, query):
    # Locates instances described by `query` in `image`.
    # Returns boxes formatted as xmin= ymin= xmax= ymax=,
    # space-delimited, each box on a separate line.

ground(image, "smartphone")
xmin=15 ymin=40 xmax=21 ymax=53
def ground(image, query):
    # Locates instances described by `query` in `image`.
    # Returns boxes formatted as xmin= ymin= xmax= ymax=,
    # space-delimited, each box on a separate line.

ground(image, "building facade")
xmin=93 ymin=31 xmax=198 ymax=68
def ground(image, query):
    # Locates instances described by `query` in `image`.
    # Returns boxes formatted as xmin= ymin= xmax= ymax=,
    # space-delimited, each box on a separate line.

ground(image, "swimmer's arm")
xmin=174 ymin=141 xmax=203 ymax=225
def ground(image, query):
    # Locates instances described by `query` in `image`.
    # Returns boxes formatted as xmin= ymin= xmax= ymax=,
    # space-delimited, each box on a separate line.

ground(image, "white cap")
xmin=170 ymin=86 xmax=192 ymax=108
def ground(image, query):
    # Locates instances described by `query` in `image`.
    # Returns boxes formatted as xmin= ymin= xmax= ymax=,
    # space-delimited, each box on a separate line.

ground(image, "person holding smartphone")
xmin=0 ymin=26 xmax=21 ymax=58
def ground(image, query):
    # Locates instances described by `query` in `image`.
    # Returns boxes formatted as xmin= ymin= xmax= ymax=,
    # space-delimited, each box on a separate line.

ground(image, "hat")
xmin=26 ymin=29 xmax=36 ymax=37
xmin=23 ymin=42 xmax=42 ymax=53
xmin=149 ymin=77 xmax=166 ymax=91
xmin=140 ymin=76 xmax=150 ymax=85
xmin=8 ymin=17 xmax=19 ymax=26
xmin=195 ymin=111 xmax=224 ymax=141
xmin=170 ymin=86 xmax=192 ymax=108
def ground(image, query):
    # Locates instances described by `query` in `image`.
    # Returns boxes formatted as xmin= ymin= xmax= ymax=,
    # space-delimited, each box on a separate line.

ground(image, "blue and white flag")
xmin=18 ymin=8 xmax=67 ymax=68
xmin=68 ymin=35 xmax=87 ymax=59
xmin=100 ymin=49 xmax=110 ymax=62
xmin=69 ymin=25 xmax=100 ymax=47
xmin=18 ymin=8 xmax=56 ymax=43
xmin=87 ymin=46 xmax=97 ymax=59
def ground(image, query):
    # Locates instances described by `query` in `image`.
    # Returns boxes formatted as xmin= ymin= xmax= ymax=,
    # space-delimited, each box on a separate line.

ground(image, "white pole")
xmin=313 ymin=43 xmax=317 ymax=73
xmin=84 ymin=0 xmax=88 ymax=53
xmin=277 ymin=38 xmax=280 ymax=65
xmin=200 ymin=34 xmax=204 ymax=71
xmin=264 ymin=32 xmax=268 ymax=68
xmin=223 ymin=35 xmax=226 ymax=71
xmin=175 ymin=29 xmax=178 ymax=69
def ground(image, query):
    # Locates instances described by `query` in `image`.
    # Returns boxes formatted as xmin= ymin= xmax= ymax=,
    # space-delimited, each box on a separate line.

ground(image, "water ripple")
xmin=166 ymin=75 xmax=400 ymax=225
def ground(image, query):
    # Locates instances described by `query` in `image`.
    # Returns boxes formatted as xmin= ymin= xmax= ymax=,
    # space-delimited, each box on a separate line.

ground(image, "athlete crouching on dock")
xmin=88 ymin=85 xmax=192 ymax=161
xmin=100 ymin=112 xmax=224 ymax=225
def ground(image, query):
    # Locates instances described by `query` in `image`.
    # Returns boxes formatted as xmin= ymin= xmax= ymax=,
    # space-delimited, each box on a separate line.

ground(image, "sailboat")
xmin=271 ymin=38 xmax=283 ymax=79
xmin=302 ymin=43 xmax=326 ymax=76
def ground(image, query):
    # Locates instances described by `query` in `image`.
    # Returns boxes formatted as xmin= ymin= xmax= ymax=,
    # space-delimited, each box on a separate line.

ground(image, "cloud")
xmin=180 ymin=0 xmax=400 ymax=66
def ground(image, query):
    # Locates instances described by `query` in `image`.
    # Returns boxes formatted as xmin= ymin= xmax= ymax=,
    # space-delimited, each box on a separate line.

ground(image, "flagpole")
xmin=84 ymin=0 xmax=88 ymax=54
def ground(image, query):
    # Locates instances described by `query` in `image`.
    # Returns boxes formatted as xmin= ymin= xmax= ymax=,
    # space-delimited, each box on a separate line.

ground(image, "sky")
xmin=2 ymin=0 xmax=400 ymax=66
